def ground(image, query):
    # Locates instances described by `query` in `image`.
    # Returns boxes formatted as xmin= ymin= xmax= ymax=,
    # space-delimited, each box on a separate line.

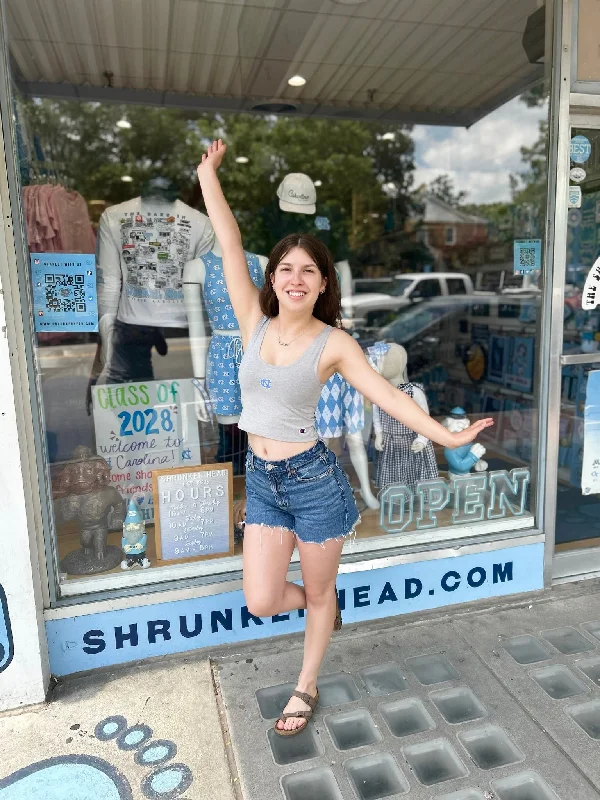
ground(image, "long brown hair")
xmin=259 ymin=234 xmax=342 ymax=327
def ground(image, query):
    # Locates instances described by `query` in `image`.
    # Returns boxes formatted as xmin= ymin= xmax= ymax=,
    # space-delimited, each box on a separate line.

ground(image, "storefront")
xmin=0 ymin=0 xmax=597 ymax=711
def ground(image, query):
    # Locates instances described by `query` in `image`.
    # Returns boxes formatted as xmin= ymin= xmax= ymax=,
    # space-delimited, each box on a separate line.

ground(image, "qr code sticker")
xmin=518 ymin=247 xmax=537 ymax=269
xmin=44 ymin=273 xmax=87 ymax=313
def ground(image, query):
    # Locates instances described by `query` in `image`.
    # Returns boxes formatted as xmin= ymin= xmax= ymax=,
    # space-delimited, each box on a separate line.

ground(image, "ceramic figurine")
xmin=441 ymin=407 xmax=488 ymax=478
xmin=121 ymin=499 xmax=151 ymax=569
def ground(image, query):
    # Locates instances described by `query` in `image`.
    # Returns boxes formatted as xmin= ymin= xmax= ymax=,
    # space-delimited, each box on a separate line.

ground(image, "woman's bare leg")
xmin=276 ymin=536 xmax=344 ymax=732
xmin=242 ymin=524 xmax=306 ymax=617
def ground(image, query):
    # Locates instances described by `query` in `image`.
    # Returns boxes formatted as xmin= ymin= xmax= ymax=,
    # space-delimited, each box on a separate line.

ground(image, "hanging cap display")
xmin=125 ymin=498 xmax=144 ymax=524
xmin=449 ymin=407 xmax=467 ymax=419
xmin=277 ymin=173 xmax=316 ymax=215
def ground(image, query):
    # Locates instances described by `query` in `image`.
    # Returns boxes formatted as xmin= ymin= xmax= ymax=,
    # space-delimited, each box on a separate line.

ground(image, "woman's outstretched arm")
xmin=197 ymin=140 xmax=262 ymax=338
xmin=325 ymin=329 xmax=493 ymax=448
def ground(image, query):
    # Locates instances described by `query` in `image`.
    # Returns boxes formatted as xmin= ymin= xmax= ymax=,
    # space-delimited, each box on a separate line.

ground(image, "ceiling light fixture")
xmin=121 ymin=175 xmax=133 ymax=182
xmin=235 ymin=156 xmax=249 ymax=164
xmin=116 ymin=118 xmax=131 ymax=129
xmin=288 ymin=75 xmax=306 ymax=87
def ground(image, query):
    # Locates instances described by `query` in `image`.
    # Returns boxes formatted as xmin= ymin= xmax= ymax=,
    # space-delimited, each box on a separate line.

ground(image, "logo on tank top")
xmin=260 ymin=378 xmax=271 ymax=389
xmin=299 ymin=428 xmax=308 ymax=435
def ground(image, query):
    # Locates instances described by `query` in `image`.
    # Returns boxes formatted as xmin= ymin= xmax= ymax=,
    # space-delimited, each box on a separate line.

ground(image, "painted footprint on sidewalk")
xmin=0 ymin=716 xmax=192 ymax=800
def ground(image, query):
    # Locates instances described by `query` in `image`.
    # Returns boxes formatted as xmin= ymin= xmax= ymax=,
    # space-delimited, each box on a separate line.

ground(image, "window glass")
xmin=447 ymin=279 xmax=467 ymax=295
xmin=389 ymin=279 xmax=415 ymax=297
xmin=412 ymin=279 xmax=442 ymax=298
xmin=4 ymin=0 xmax=549 ymax=594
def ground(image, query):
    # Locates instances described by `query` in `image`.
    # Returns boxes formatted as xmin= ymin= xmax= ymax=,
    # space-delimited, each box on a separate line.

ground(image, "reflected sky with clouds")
xmin=412 ymin=97 xmax=549 ymax=204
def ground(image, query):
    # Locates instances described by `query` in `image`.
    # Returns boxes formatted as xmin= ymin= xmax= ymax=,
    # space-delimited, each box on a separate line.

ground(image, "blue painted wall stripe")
xmin=46 ymin=543 xmax=543 ymax=676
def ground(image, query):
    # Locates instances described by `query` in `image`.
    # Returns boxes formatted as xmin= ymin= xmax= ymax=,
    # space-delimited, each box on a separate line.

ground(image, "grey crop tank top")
xmin=238 ymin=316 xmax=332 ymax=442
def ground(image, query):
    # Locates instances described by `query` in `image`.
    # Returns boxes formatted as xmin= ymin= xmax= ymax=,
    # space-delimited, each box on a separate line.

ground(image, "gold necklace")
xmin=277 ymin=321 xmax=312 ymax=347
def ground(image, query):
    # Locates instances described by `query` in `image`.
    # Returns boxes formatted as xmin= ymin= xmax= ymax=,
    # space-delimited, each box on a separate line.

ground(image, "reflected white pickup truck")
xmin=343 ymin=272 xmax=474 ymax=329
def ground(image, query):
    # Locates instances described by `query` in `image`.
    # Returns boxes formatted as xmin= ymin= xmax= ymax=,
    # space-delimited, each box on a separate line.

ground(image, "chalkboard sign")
xmin=152 ymin=464 xmax=234 ymax=563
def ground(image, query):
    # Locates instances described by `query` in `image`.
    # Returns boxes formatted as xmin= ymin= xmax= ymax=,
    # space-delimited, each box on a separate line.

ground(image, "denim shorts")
xmin=245 ymin=440 xmax=361 ymax=545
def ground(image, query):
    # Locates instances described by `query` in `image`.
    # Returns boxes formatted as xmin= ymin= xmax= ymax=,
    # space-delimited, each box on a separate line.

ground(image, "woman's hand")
xmin=448 ymin=418 xmax=494 ymax=449
xmin=197 ymin=139 xmax=227 ymax=177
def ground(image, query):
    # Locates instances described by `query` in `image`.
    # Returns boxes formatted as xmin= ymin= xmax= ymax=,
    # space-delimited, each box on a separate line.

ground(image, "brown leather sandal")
xmin=274 ymin=689 xmax=319 ymax=737
xmin=334 ymin=588 xmax=342 ymax=632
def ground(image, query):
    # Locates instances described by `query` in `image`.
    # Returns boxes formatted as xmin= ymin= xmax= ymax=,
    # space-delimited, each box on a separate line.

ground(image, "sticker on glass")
xmin=31 ymin=253 xmax=98 ymax=332
xmin=513 ymin=239 xmax=541 ymax=275
xmin=570 ymin=167 xmax=586 ymax=183
xmin=583 ymin=256 xmax=600 ymax=310
xmin=570 ymin=135 xmax=592 ymax=164
xmin=568 ymin=209 xmax=582 ymax=228
xmin=582 ymin=371 xmax=600 ymax=496
xmin=568 ymin=185 xmax=582 ymax=208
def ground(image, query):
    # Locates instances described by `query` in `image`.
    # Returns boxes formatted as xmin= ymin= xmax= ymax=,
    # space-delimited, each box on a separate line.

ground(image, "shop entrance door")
xmin=553 ymin=123 xmax=600 ymax=580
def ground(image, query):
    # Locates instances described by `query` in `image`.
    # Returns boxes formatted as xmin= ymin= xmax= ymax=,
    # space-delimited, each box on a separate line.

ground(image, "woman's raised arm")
xmin=197 ymin=140 xmax=262 ymax=338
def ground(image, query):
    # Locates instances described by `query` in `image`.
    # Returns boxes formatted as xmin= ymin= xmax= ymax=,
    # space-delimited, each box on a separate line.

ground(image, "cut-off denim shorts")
xmin=245 ymin=440 xmax=361 ymax=545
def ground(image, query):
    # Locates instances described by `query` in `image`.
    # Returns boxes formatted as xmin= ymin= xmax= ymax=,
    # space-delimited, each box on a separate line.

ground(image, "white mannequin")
xmin=99 ymin=313 xmax=117 ymax=368
xmin=373 ymin=344 xmax=430 ymax=454
xmin=329 ymin=428 xmax=380 ymax=509
xmin=183 ymin=239 xmax=267 ymax=424
xmin=335 ymin=259 xmax=353 ymax=302
xmin=321 ymin=259 xmax=379 ymax=510
xmin=96 ymin=191 xmax=213 ymax=374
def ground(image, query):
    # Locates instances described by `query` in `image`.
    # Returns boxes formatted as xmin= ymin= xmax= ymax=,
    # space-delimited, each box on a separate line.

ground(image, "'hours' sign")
xmin=152 ymin=464 xmax=234 ymax=562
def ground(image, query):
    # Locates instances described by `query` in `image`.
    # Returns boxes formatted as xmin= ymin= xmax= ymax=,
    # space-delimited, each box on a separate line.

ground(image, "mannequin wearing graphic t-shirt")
xmin=96 ymin=179 xmax=214 ymax=383
xmin=183 ymin=239 xmax=267 ymax=424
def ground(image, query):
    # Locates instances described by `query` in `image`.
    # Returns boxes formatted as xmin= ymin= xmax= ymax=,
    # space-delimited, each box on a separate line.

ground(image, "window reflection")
xmin=13 ymin=87 xmax=549 ymax=584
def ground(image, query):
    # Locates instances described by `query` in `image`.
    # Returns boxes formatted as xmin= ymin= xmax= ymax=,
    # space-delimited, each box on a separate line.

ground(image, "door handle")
xmin=560 ymin=353 xmax=600 ymax=365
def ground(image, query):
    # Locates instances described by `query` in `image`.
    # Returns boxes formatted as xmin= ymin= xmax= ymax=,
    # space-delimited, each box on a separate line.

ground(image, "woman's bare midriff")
xmin=248 ymin=433 xmax=318 ymax=461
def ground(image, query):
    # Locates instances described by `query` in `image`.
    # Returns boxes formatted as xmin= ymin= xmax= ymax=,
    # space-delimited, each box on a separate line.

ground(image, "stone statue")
xmin=54 ymin=446 xmax=126 ymax=575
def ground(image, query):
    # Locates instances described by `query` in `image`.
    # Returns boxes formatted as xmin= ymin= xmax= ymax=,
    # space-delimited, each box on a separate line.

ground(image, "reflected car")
xmin=342 ymin=273 xmax=474 ymax=329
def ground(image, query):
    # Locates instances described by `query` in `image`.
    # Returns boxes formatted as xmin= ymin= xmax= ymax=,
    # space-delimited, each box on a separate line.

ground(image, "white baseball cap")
xmin=276 ymin=173 xmax=316 ymax=215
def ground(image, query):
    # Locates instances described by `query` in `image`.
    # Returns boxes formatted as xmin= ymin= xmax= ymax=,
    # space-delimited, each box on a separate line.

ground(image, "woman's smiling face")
xmin=271 ymin=246 xmax=326 ymax=311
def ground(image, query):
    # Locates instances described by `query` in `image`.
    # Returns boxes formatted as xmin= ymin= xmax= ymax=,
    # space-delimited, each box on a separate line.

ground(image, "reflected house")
xmin=411 ymin=194 xmax=489 ymax=271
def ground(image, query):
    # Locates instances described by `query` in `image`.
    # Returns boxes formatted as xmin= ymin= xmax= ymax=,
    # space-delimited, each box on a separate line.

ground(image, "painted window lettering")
xmin=79 ymin=562 xmax=514 ymax=656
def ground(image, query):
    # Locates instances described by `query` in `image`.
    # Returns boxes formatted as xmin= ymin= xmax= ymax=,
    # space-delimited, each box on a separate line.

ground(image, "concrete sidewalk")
xmin=218 ymin=579 xmax=600 ymax=800
xmin=0 ymin=658 xmax=235 ymax=800
xmin=1 ymin=580 xmax=600 ymax=800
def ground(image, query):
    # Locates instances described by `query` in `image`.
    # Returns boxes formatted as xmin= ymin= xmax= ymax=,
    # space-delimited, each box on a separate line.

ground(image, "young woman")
xmin=197 ymin=141 xmax=493 ymax=737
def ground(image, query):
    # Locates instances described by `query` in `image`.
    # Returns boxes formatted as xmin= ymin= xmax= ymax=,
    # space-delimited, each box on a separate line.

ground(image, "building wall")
xmin=0 ymin=271 xmax=49 ymax=709
xmin=424 ymin=222 xmax=489 ymax=250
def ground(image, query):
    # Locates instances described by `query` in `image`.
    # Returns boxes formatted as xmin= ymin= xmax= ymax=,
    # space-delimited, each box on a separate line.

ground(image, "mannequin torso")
xmin=183 ymin=241 xmax=266 ymax=424
xmin=373 ymin=344 xmax=439 ymax=491
xmin=96 ymin=196 xmax=213 ymax=371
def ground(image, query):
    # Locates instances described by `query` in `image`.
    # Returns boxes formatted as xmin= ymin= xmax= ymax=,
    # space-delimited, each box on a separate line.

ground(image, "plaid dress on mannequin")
xmin=375 ymin=383 xmax=438 ymax=491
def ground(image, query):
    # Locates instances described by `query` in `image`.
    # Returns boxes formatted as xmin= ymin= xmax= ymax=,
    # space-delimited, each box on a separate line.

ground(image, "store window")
xmin=2 ymin=0 xmax=550 ymax=599
xmin=554 ymin=126 xmax=600 ymax=556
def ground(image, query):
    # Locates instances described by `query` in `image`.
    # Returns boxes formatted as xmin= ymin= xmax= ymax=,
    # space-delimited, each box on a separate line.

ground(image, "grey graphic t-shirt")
xmin=96 ymin=198 xmax=213 ymax=327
